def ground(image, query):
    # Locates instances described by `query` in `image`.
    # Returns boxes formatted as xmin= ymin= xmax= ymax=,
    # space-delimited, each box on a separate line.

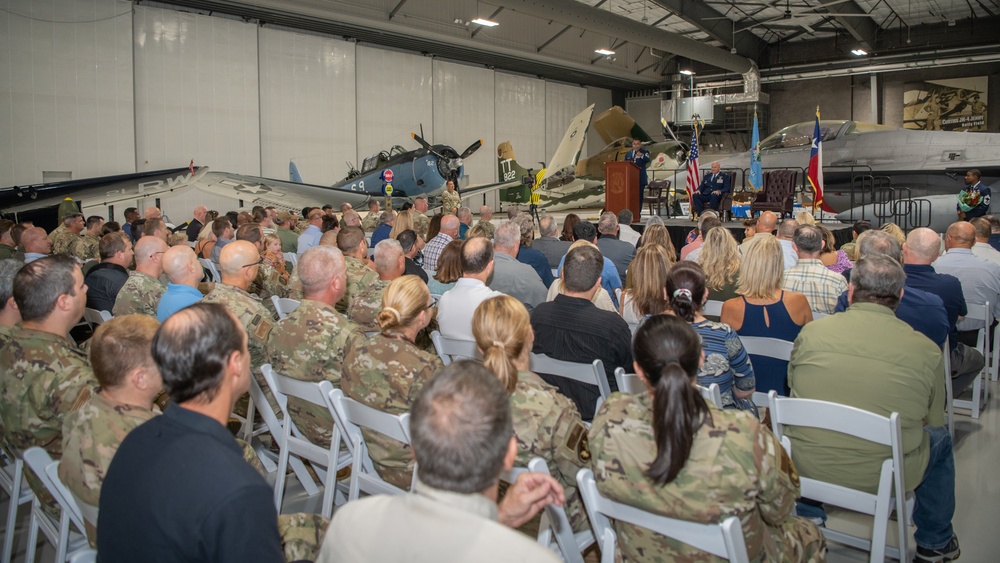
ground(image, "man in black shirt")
xmin=530 ymin=244 xmax=632 ymax=420
xmin=84 ymin=232 xmax=132 ymax=312
xmin=97 ymin=303 xmax=284 ymax=563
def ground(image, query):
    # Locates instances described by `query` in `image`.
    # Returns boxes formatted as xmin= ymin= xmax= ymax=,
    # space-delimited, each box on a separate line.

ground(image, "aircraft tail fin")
xmin=541 ymin=104 xmax=595 ymax=184
xmin=497 ymin=141 xmax=532 ymax=184
xmin=592 ymin=106 xmax=654 ymax=145
xmin=289 ymin=160 xmax=303 ymax=184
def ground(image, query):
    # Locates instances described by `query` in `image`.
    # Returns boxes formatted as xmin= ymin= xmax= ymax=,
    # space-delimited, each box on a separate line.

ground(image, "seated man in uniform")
xmin=693 ymin=161 xmax=732 ymax=216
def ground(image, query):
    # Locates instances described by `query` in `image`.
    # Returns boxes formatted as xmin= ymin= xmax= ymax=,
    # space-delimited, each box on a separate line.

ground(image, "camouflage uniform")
xmin=52 ymin=229 xmax=83 ymax=256
xmin=0 ymin=324 xmax=12 ymax=348
xmin=48 ymin=223 xmax=67 ymax=243
xmin=112 ymin=271 xmax=165 ymax=317
xmin=441 ymin=189 xmax=462 ymax=215
xmin=347 ymin=278 xmax=390 ymax=332
xmin=511 ymin=370 xmax=591 ymax=532
xmin=475 ymin=220 xmax=496 ymax=240
xmin=266 ymin=299 xmax=364 ymax=447
xmin=589 ymin=392 xmax=826 ymax=563
xmin=278 ymin=513 xmax=330 ymax=563
xmin=250 ymin=261 xmax=288 ymax=303
xmin=59 ymin=388 xmax=159 ymax=544
xmin=70 ymin=233 xmax=100 ymax=262
xmin=0 ymin=243 xmax=18 ymax=259
xmin=201 ymin=283 xmax=279 ymax=414
xmin=361 ymin=212 xmax=380 ymax=232
xmin=341 ymin=333 xmax=443 ymax=489
xmin=413 ymin=213 xmax=430 ymax=240
xmin=337 ymin=256 xmax=379 ymax=314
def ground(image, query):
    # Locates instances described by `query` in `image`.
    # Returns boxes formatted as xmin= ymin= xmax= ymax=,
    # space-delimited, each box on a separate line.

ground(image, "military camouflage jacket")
xmin=337 ymin=256 xmax=379 ymax=314
xmin=511 ymin=370 xmax=591 ymax=532
xmin=250 ymin=261 xmax=288 ymax=303
xmin=71 ymin=234 xmax=100 ymax=262
xmin=361 ymin=213 xmax=380 ymax=232
xmin=112 ymin=271 xmax=165 ymax=317
xmin=341 ymin=332 xmax=443 ymax=489
xmin=347 ymin=278 xmax=390 ymax=332
xmin=589 ymin=392 xmax=825 ymax=563
xmin=441 ymin=190 xmax=462 ymax=214
xmin=475 ymin=220 xmax=496 ymax=240
xmin=201 ymin=283 xmax=277 ymax=369
xmin=413 ymin=213 xmax=430 ymax=241
xmin=267 ymin=299 xmax=363 ymax=447
xmin=52 ymin=229 xmax=83 ymax=256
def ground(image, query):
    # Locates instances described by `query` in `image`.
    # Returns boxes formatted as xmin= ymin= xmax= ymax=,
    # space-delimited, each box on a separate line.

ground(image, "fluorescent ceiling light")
xmin=471 ymin=18 xmax=499 ymax=27
xmin=595 ymin=49 xmax=616 ymax=56
xmin=679 ymin=69 xmax=695 ymax=75
xmin=851 ymin=49 xmax=868 ymax=56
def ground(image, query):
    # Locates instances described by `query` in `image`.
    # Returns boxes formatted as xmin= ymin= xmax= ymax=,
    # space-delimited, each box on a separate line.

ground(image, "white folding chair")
xmin=531 ymin=353 xmax=609 ymax=418
xmin=270 ymin=296 xmax=301 ymax=320
xmin=285 ymin=252 xmax=298 ymax=268
xmin=199 ymin=258 xmax=221 ymax=282
xmin=430 ymin=330 xmax=481 ymax=366
xmin=954 ymin=301 xmax=990 ymax=418
xmin=703 ymin=299 xmax=724 ymax=317
xmin=739 ymin=336 xmax=794 ymax=408
xmin=82 ymin=308 xmax=112 ymax=327
xmin=613 ymin=367 xmax=723 ymax=409
xmin=576 ymin=468 xmax=750 ymax=563
xmin=21 ymin=448 xmax=89 ymax=563
xmin=67 ymin=549 xmax=96 ymax=563
xmin=326 ymin=388 xmax=412 ymax=501
xmin=1 ymin=450 xmax=33 ymax=563
xmin=259 ymin=365 xmax=351 ymax=518
xmin=811 ymin=311 xmax=828 ymax=320
xmin=942 ymin=337 xmax=955 ymax=440
xmin=768 ymin=392 xmax=911 ymax=562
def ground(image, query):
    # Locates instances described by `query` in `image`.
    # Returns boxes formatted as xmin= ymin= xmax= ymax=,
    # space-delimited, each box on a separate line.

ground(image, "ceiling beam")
xmin=647 ymin=0 xmax=768 ymax=58
xmin=820 ymin=1 xmax=880 ymax=50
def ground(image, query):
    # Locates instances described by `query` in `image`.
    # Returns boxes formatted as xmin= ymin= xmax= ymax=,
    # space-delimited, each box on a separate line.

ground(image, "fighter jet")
xmin=673 ymin=119 xmax=1000 ymax=216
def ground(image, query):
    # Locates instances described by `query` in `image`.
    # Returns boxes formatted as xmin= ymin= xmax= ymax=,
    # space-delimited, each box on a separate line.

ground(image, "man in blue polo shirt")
xmin=157 ymin=245 xmax=206 ymax=322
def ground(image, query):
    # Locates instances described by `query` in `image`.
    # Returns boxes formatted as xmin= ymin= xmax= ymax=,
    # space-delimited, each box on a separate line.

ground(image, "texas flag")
xmin=807 ymin=108 xmax=834 ymax=213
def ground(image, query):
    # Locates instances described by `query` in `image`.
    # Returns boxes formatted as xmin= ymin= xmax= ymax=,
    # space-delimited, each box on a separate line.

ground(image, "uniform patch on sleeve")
xmin=566 ymin=423 xmax=591 ymax=463
xmin=249 ymin=314 xmax=274 ymax=341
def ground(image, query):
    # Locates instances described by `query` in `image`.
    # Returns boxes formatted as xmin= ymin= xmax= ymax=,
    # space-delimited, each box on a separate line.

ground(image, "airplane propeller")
xmin=411 ymin=132 xmax=484 ymax=180
xmin=460 ymin=139 xmax=483 ymax=159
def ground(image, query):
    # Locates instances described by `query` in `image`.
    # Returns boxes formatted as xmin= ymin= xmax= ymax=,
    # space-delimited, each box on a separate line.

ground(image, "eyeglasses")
xmin=242 ymin=257 xmax=264 ymax=269
xmin=150 ymin=251 xmax=165 ymax=259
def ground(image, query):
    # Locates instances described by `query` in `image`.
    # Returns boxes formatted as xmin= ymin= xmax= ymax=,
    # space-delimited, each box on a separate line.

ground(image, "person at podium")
xmin=693 ymin=161 xmax=731 ymax=216
xmin=624 ymin=138 xmax=650 ymax=212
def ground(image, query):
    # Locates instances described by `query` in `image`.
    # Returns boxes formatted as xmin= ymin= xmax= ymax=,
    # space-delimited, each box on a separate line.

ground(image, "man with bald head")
xmin=932 ymin=221 xmax=1000 ymax=347
xmin=143 ymin=207 xmax=162 ymax=221
xmin=187 ymin=205 xmax=208 ymax=242
xmin=22 ymin=226 xmax=53 ymax=263
xmin=158 ymin=245 xmax=206 ymax=322
xmin=113 ymin=236 xmax=167 ymax=317
xmin=423 ymin=214 xmax=460 ymax=271
xmin=85 ymin=232 xmax=133 ymax=312
xmin=267 ymin=245 xmax=363 ymax=447
xmin=739 ymin=210 xmax=778 ymax=255
xmin=437 ymin=236 xmax=501 ymax=340
xmin=349 ymin=239 xmax=406 ymax=332
xmin=970 ymin=217 xmax=1000 ymax=266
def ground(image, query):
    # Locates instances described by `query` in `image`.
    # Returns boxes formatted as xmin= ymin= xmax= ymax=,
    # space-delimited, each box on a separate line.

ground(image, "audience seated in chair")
xmin=692 ymin=161 xmax=732 ymax=216
xmin=157 ymin=245 xmax=208 ymax=322
xmin=83 ymin=232 xmax=132 ymax=312
xmin=781 ymin=225 xmax=848 ymax=315
xmin=588 ymin=315 xmax=825 ymax=562
xmin=437 ymin=236 xmax=502 ymax=340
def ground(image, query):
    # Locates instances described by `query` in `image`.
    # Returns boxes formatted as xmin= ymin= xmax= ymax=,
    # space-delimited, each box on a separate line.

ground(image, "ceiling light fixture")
xmin=471 ymin=18 xmax=499 ymax=27
xmin=851 ymin=48 xmax=868 ymax=56
xmin=679 ymin=69 xmax=695 ymax=75
xmin=595 ymin=48 xmax=616 ymax=56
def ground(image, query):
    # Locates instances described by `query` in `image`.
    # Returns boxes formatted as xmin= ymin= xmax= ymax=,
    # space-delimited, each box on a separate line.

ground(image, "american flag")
xmin=684 ymin=127 xmax=700 ymax=206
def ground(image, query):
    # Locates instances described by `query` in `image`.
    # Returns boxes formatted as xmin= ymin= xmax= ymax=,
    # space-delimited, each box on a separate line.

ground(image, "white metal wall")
xmin=545 ymin=81 xmax=588 ymax=162
xmin=586 ymin=86 xmax=614 ymax=157
xmin=0 ymin=0 xmax=134 ymax=187
xmin=495 ymin=73 xmax=546 ymax=174
xmin=133 ymin=5 xmax=260 ymax=174
xmin=258 ymin=27 xmax=357 ymax=184
xmin=432 ymin=59 xmax=495 ymax=187
xmin=355 ymin=45 xmax=433 ymax=165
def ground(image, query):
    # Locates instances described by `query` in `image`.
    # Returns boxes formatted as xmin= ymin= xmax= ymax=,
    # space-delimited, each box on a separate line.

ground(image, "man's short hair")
xmin=985 ymin=215 xmax=1000 ymax=234
xmin=699 ymin=217 xmax=723 ymax=237
xmin=212 ymin=218 xmax=231 ymax=238
xmin=396 ymin=229 xmax=418 ymax=253
xmin=99 ymin=232 xmax=129 ymax=260
xmin=857 ymin=229 xmax=902 ymax=262
xmin=62 ymin=212 xmax=83 ymax=225
xmin=235 ymin=223 xmax=263 ymax=245
xmin=456 ymin=207 xmax=472 ymax=222
xmin=0 ymin=259 xmax=21 ymax=311
xmin=85 ymin=216 xmax=104 ymax=230
xmin=151 ymin=303 xmax=245 ymax=404
xmin=124 ymin=207 xmax=138 ymax=221
xmin=793 ymin=225 xmax=824 ymax=254
xmin=507 ymin=206 xmax=520 ymax=220
xmin=538 ymin=216 xmax=558 ymax=237
xmin=696 ymin=210 xmax=718 ymax=232
xmin=853 ymin=220 xmax=872 ymax=236
xmin=460 ymin=237 xmax=493 ymax=275
xmin=851 ymin=255 xmax=906 ymax=311
xmin=410 ymin=360 xmax=512 ymax=494
xmin=617 ymin=209 xmax=633 ymax=226
xmin=563 ymin=244 xmax=603 ymax=292
xmin=971 ymin=217 xmax=992 ymax=240
xmin=298 ymin=246 xmax=346 ymax=295
xmin=492 ymin=222 xmax=520 ymax=250
xmin=336 ymin=227 xmax=366 ymax=254
xmin=102 ymin=222 xmax=121 ymax=235
xmin=252 ymin=209 xmax=267 ymax=224
xmin=367 ymin=200 xmax=379 ymax=210
xmin=968 ymin=169 xmax=982 ymax=181
xmin=777 ymin=219 xmax=798 ymax=239
xmin=144 ymin=218 xmax=165 ymax=237
xmin=10 ymin=224 xmax=24 ymax=246
xmin=572 ymin=221 xmax=597 ymax=242
xmin=373 ymin=239 xmax=403 ymax=271
xmin=13 ymin=254 xmax=79 ymax=322
xmin=307 ymin=209 xmax=324 ymax=221
xmin=379 ymin=210 xmax=395 ymax=225
xmin=598 ymin=212 xmax=618 ymax=235
xmin=91 ymin=315 xmax=160 ymax=389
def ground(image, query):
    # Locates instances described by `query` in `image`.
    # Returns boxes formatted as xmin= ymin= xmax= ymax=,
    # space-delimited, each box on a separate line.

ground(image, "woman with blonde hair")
xmin=341 ymin=275 xmax=443 ymax=489
xmin=818 ymin=224 xmax=852 ymax=274
xmin=795 ymin=211 xmax=817 ymax=225
xmin=389 ymin=209 xmax=417 ymax=241
xmin=881 ymin=222 xmax=906 ymax=246
xmin=193 ymin=222 xmax=216 ymax=259
xmin=697 ymin=226 xmax=741 ymax=302
xmin=721 ymin=234 xmax=812 ymax=395
xmin=545 ymin=240 xmax=616 ymax=312
xmin=629 ymin=223 xmax=676 ymax=288
xmin=472 ymin=295 xmax=591 ymax=532
xmin=620 ymin=244 xmax=671 ymax=324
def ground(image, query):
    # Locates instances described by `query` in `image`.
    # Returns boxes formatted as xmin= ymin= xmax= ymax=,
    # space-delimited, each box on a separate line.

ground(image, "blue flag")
xmin=748 ymin=113 xmax=762 ymax=191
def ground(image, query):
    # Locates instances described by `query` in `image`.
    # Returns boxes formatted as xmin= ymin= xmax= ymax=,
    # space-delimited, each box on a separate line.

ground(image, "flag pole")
xmin=812 ymin=105 xmax=819 ymax=215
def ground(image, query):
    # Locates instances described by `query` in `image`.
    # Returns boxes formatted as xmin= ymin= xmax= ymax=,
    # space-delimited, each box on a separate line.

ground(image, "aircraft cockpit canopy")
xmin=759 ymin=120 xmax=847 ymax=150
xmin=360 ymin=145 xmax=408 ymax=174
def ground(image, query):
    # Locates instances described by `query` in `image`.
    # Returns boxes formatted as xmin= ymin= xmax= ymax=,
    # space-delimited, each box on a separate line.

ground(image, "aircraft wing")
xmin=454 ymin=179 xmax=523 ymax=203
xmin=592 ymin=106 xmax=655 ymax=146
xmin=541 ymin=104 xmax=595 ymax=184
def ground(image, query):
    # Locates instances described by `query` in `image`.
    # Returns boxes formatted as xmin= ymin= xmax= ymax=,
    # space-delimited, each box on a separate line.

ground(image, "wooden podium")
xmin=605 ymin=161 xmax=641 ymax=219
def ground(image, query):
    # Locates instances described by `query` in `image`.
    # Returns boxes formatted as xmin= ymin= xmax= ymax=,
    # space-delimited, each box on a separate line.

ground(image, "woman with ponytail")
xmin=589 ymin=315 xmax=826 ymax=562
xmin=663 ymin=261 xmax=757 ymax=412
xmin=472 ymin=296 xmax=591 ymax=532
xmin=341 ymin=275 xmax=443 ymax=489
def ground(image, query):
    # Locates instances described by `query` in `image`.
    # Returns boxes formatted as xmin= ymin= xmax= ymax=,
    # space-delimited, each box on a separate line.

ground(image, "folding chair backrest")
xmin=576 ymin=468 xmax=750 ymax=562
xmin=2 ymin=450 xmax=33 ymax=563
xmin=83 ymin=308 xmax=112 ymax=326
xmin=430 ymin=330 xmax=481 ymax=366
xmin=199 ymin=258 xmax=221 ymax=282
xmin=703 ymin=300 xmax=724 ymax=318
xmin=286 ymin=253 xmax=298 ymax=267
xmin=530 ymin=353 xmax=610 ymax=400
xmin=738 ymin=336 xmax=793 ymax=362
xmin=614 ymin=367 xmax=722 ymax=408
xmin=942 ymin=337 xmax=955 ymax=439
xmin=22 ymin=447 xmax=89 ymax=562
xmin=271 ymin=296 xmax=301 ymax=320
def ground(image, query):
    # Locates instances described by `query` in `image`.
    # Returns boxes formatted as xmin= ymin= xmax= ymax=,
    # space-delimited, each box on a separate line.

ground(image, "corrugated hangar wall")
xmin=0 ymin=0 xmax=603 ymax=206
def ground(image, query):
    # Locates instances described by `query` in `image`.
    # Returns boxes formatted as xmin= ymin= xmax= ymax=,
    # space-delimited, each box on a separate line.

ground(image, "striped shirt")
xmin=781 ymin=258 xmax=848 ymax=314
xmin=422 ymin=232 xmax=453 ymax=272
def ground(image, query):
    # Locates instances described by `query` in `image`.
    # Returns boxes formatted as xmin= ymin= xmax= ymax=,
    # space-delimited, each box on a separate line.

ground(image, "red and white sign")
xmin=382 ymin=169 xmax=394 ymax=183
